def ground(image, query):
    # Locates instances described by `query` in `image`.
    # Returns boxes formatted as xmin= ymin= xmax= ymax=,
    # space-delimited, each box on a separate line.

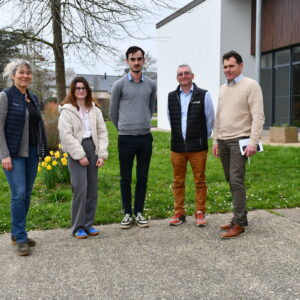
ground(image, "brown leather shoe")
xmin=17 ymin=242 xmax=31 ymax=256
xmin=220 ymin=223 xmax=232 ymax=231
xmin=220 ymin=220 xmax=248 ymax=231
xmin=11 ymin=237 xmax=36 ymax=247
xmin=221 ymin=224 xmax=245 ymax=239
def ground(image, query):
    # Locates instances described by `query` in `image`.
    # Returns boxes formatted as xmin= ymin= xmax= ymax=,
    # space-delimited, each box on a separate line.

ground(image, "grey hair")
xmin=2 ymin=59 xmax=32 ymax=86
xmin=177 ymin=64 xmax=193 ymax=74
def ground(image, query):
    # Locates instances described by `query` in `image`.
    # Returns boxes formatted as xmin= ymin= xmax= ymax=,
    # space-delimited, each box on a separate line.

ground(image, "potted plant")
xmin=269 ymin=123 xmax=299 ymax=143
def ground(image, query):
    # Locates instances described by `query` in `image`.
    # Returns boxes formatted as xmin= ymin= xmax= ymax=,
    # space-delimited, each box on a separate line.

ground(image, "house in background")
xmin=74 ymin=72 xmax=158 ymax=118
xmin=76 ymin=73 xmax=121 ymax=99
xmin=156 ymin=0 xmax=300 ymax=129
xmin=74 ymin=73 xmax=122 ymax=119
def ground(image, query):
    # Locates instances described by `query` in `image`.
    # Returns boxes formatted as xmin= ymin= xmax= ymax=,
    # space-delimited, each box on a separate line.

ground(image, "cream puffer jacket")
xmin=58 ymin=103 xmax=108 ymax=160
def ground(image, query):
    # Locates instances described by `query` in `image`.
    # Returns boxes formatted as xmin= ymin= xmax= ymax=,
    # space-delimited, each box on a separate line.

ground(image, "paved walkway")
xmin=0 ymin=209 xmax=299 ymax=300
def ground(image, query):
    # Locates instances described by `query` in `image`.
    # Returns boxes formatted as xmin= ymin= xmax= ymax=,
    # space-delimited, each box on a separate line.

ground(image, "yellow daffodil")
xmin=49 ymin=150 xmax=54 ymax=156
xmin=44 ymin=156 xmax=51 ymax=163
xmin=54 ymin=151 xmax=60 ymax=158
xmin=38 ymin=166 xmax=41 ymax=172
xmin=41 ymin=161 xmax=46 ymax=167
xmin=61 ymin=157 xmax=68 ymax=166
xmin=52 ymin=160 xmax=58 ymax=166
xmin=46 ymin=165 xmax=52 ymax=170
xmin=63 ymin=152 xmax=68 ymax=158
xmin=58 ymin=143 xmax=62 ymax=149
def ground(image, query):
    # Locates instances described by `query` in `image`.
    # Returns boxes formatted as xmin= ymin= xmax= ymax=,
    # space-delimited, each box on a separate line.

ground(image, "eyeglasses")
xmin=129 ymin=57 xmax=144 ymax=62
xmin=75 ymin=87 xmax=86 ymax=91
xmin=177 ymin=71 xmax=192 ymax=77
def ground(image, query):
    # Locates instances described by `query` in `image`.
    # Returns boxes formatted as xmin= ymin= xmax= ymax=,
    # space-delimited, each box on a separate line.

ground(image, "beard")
xmin=131 ymin=65 xmax=142 ymax=73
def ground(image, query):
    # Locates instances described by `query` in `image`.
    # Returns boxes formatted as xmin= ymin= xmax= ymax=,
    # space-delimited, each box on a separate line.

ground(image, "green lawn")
xmin=0 ymin=121 xmax=299 ymax=233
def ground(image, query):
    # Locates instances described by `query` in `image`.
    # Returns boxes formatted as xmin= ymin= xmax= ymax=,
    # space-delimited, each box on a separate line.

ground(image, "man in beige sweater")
xmin=212 ymin=50 xmax=265 ymax=239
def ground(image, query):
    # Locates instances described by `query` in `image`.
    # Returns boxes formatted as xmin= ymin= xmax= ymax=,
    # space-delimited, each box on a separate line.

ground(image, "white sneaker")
xmin=134 ymin=213 xmax=149 ymax=228
xmin=120 ymin=214 xmax=133 ymax=229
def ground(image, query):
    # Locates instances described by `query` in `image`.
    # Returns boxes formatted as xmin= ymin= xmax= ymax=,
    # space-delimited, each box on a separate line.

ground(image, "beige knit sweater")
xmin=213 ymin=77 xmax=265 ymax=146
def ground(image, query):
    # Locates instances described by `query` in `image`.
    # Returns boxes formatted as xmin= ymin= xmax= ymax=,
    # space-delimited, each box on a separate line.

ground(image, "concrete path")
xmin=0 ymin=209 xmax=299 ymax=300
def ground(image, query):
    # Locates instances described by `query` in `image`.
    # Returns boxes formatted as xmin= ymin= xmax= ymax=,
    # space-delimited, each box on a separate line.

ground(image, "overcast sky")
xmin=65 ymin=0 xmax=191 ymax=75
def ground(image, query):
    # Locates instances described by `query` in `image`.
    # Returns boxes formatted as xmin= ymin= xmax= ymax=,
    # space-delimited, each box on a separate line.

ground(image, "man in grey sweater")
xmin=109 ymin=46 xmax=156 ymax=229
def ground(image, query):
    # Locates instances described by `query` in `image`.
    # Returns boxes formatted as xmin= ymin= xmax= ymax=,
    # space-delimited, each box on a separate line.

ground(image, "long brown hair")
xmin=61 ymin=76 xmax=93 ymax=109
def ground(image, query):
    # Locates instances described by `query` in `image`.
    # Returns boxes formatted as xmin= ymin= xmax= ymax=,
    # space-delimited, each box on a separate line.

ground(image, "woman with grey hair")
xmin=0 ymin=59 xmax=48 ymax=256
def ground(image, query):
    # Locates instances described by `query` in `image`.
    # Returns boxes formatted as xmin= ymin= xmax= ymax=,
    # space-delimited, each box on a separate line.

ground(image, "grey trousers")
xmin=218 ymin=138 xmax=248 ymax=225
xmin=68 ymin=138 xmax=98 ymax=234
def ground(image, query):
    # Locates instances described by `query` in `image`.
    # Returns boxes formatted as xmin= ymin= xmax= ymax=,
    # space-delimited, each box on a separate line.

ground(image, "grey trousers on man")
xmin=68 ymin=138 xmax=98 ymax=234
xmin=218 ymin=138 xmax=248 ymax=226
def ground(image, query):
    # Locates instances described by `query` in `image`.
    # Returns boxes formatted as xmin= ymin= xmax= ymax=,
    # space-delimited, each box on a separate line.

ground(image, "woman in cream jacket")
xmin=58 ymin=77 xmax=108 ymax=239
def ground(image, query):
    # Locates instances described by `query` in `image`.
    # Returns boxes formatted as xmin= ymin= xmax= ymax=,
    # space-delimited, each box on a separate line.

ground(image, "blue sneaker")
xmin=87 ymin=227 xmax=99 ymax=236
xmin=74 ymin=229 xmax=88 ymax=239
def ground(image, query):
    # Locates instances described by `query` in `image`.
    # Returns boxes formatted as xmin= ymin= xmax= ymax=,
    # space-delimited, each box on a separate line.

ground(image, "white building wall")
xmin=220 ymin=0 xmax=254 ymax=82
xmin=157 ymin=0 xmax=222 ymax=130
xmin=157 ymin=0 xmax=255 ymax=130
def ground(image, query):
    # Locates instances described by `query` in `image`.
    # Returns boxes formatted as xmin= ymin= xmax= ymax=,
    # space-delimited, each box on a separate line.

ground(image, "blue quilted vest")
xmin=3 ymin=85 xmax=48 ymax=158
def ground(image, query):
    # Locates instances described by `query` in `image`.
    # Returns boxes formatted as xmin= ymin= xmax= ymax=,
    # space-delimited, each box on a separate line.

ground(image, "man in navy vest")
xmin=168 ymin=64 xmax=214 ymax=226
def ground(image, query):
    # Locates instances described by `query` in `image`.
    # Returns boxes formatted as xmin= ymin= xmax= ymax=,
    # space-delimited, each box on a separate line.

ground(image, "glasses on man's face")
xmin=177 ymin=71 xmax=192 ymax=77
xmin=129 ymin=57 xmax=144 ymax=62
xmin=75 ymin=87 xmax=86 ymax=91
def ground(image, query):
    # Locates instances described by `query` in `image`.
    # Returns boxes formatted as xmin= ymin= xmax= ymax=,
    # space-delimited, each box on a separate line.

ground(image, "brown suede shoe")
xmin=221 ymin=224 xmax=245 ymax=239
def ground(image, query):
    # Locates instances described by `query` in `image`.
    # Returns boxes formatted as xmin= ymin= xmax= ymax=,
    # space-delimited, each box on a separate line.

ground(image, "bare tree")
xmin=0 ymin=0 xmax=173 ymax=102
xmin=0 ymin=33 xmax=24 ymax=89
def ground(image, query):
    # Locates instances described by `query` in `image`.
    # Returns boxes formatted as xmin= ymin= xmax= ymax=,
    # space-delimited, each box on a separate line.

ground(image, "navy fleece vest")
xmin=168 ymin=83 xmax=208 ymax=152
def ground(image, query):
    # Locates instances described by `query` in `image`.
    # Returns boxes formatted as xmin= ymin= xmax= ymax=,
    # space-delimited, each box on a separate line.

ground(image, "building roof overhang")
xmin=156 ymin=0 xmax=206 ymax=29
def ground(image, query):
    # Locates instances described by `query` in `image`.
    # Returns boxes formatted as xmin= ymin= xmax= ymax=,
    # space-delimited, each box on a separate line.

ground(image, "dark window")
xmin=261 ymin=64 xmax=272 ymax=127
xmin=275 ymin=49 xmax=290 ymax=65
xmin=292 ymin=46 xmax=300 ymax=63
xmin=274 ymin=65 xmax=290 ymax=124
xmin=260 ymin=46 xmax=300 ymax=128
xmin=292 ymin=63 xmax=300 ymax=127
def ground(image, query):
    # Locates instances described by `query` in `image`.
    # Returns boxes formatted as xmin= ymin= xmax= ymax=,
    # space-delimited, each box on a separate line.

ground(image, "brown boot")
xmin=221 ymin=224 xmax=245 ymax=239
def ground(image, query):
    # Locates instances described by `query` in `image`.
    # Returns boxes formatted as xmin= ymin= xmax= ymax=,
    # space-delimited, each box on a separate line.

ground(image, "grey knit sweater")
xmin=109 ymin=74 xmax=156 ymax=135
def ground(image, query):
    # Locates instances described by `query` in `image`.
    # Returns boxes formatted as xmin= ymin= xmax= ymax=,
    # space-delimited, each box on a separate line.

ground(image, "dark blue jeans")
xmin=4 ymin=145 xmax=39 ymax=243
xmin=118 ymin=133 xmax=153 ymax=216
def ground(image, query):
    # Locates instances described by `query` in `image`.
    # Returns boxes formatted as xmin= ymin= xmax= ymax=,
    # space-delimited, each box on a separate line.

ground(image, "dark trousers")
xmin=118 ymin=133 xmax=153 ymax=216
xmin=218 ymin=138 xmax=248 ymax=226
